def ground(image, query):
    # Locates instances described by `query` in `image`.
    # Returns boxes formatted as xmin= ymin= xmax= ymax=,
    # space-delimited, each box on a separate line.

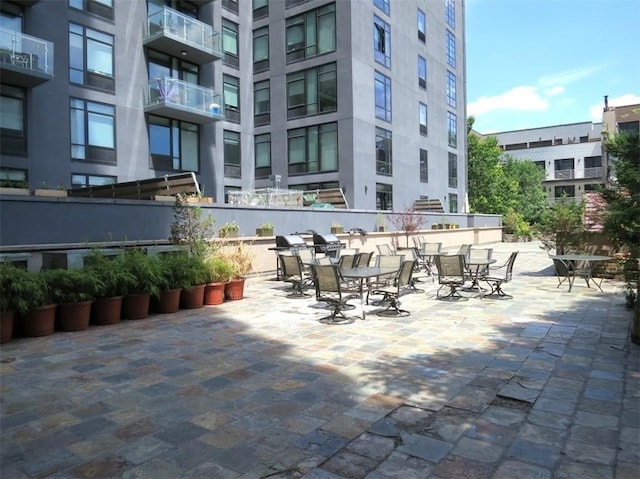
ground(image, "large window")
xmin=417 ymin=9 xmax=426 ymax=42
xmin=448 ymin=152 xmax=457 ymax=188
xmin=253 ymin=0 xmax=269 ymax=19
xmin=0 ymin=167 xmax=27 ymax=188
xmin=376 ymin=183 xmax=392 ymax=210
xmin=288 ymin=122 xmax=338 ymax=175
xmin=446 ymin=0 xmax=455 ymax=29
xmin=222 ymin=19 xmax=239 ymax=68
xmin=71 ymin=174 xmax=115 ymax=188
xmin=419 ymin=103 xmax=428 ymax=135
xmin=446 ymin=71 xmax=456 ymax=108
xmin=374 ymin=0 xmax=390 ymax=15
xmin=255 ymin=133 xmax=271 ymax=179
xmin=0 ymin=85 xmax=25 ymax=156
xmin=287 ymin=63 xmax=337 ymax=119
xmin=555 ymin=185 xmax=575 ymax=198
xmin=70 ymin=98 xmax=115 ymax=163
xmin=253 ymin=26 xmax=269 ymax=73
xmin=373 ymin=16 xmax=390 ymax=68
xmin=554 ymin=158 xmax=574 ymax=179
xmin=147 ymin=50 xmax=199 ymax=104
xmin=223 ymin=74 xmax=240 ymax=123
xmin=449 ymin=193 xmax=458 ymax=213
xmin=224 ymin=130 xmax=241 ymax=178
xmin=375 ymin=71 xmax=391 ymax=122
xmin=69 ymin=23 xmax=114 ymax=91
xmin=446 ymin=30 xmax=456 ymax=68
xmin=419 ymin=149 xmax=428 ymax=183
xmin=418 ymin=55 xmax=427 ymax=89
xmin=254 ymin=80 xmax=270 ymax=126
xmin=286 ymin=3 xmax=336 ymax=63
xmin=376 ymin=127 xmax=392 ymax=176
xmin=69 ymin=0 xmax=113 ymax=21
xmin=148 ymin=115 xmax=199 ymax=172
xmin=447 ymin=111 xmax=457 ymax=147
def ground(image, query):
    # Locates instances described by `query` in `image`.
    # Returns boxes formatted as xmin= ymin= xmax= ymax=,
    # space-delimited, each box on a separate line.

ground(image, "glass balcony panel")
xmin=144 ymin=7 xmax=222 ymax=64
xmin=145 ymin=77 xmax=224 ymax=124
xmin=0 ymin=28 xmax=54 ymax=87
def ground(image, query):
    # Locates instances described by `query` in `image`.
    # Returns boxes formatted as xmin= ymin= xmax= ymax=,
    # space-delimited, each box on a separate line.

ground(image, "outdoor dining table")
xmin=339 ymin=266 xmax=399 ymax=320
xmin=550 ymin=254 xmax=611 ymax=292
xmin=465 ymin=258 xmax=497 ymax=294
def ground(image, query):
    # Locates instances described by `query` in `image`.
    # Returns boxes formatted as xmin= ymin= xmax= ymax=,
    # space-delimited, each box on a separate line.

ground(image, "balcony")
xmin=144 ymin=77 xmax=224 ymax=124
xmin=144 ymin=7 xmax=222 ymax=65
xmin=583 ymin=166 xmax=603 ymax=179
xmin=553 ymin=169 xmax=575 ymax=180
xmin=0 ymin=28 xmax=54 ymax=87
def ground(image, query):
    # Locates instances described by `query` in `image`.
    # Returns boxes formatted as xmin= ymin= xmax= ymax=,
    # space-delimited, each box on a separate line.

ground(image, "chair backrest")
xmin=377 ymin=244 xmax=394 ymax=256
xmin=355 ymin=251 xmax=374 ymax=267
xmin=503 ymin=251 xmax=518 ymax=282
xmin=280 ymin=253 xmax=303 ymax=278
xmin=553 ymin=258 xmax=572 ymax=277
xmin=396 ymin=260 xmax=415 ymax=289
xmin=311 ymin=264 xmax=342 ymax=296
xmin=339 ymin=248 xmax=360 ymax=257
xmin=338 ymin=254 xmax=357 ymax=269
xmin=376 ymin=254 xmax=404 ymax=269
xmin=456 ymin=244 xmax=471 ymax=260
xmin=435 ymin=254 xmax=466 ymax=282
xmin=295 ymin=248 xmax=315 ymax=263
xmin=422 ymin=242 xmax=442 ymax=255
xmin=315 ymin=256 xmax=334 ymax=265
xmin=412 ymin=236 xmax=422 ymax=250
xmin=468 ymin=248 xmax=493 ymax=263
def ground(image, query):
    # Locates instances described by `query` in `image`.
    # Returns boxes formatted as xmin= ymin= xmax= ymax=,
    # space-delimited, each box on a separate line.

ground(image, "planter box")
xmin=33 ymin=189 xmax=67 ymax=197
xmin=431 ymin=224 xmax=444 ymax=230
xmin=220 ymin=229 xmax=239 ymax=238
xmin=330 ymin=226 xmax=344 ymax=234
xmin=376 ymin=226 xmax=386 ymax=232
xmin=0 ymin=187 xmax=30 ymax=196
xmin=256 ymin=227 xmax=274 ymax=237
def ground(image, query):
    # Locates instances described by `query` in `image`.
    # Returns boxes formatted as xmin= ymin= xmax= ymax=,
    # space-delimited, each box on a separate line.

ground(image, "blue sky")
xmin=465 ymin=0 xmax=640 ymax=134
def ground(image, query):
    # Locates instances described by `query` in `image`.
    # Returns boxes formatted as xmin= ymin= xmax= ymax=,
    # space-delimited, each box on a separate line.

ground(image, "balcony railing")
xmin=145 ymin=77 xmax=224 ymax=124
xmin=553 ymin=169 xmax=575 ymax=180
xmin=583 ymin=166 xmax=603 ymax=179
xmin=144 ymin=7 xmax=222 ymax=64
xmin=547 ymin=196 xmax=579 ymax=206
xmin=0 ymin=28 xmax=54 ymax=87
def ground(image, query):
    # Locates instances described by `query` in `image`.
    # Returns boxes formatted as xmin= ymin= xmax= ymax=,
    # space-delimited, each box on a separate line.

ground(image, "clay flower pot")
xmin=91 ymin=296 xmax=123 ymax=325
xmin=181 ymin=284 xmax=206 ymax=309
xmin=122 ymin=293 xmax=151 ymax=320
xmin=23 ymin=304 xmax=57 ymax=337
xmin=57 ymin=300 xmax=93 ymax=331
xmin=155 ymin=288 xmax=181 ymax=314
xmin=224 ymin=278 xmax=245 ymax=301
xmin=204 ymin=282 xmax=226 ymax=305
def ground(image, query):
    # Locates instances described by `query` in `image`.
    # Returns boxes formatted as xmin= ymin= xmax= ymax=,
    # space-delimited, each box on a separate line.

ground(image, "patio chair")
xmin=295 ymin=247 xmax=315 ymax=274
xmin=377 ymin=244 xmax=395 ymax=256
xmin=397 ymin=248 xmax=428 ymax=291
xmin=419 ymin=242 xmax=442 ymax=279
xmin=553 ymin=257 xmax=576 ymax=291
xmin=366 ymin=254 xmax=405 ymax=303
xmin=338 ymin=253 xmax=358 ymax=269
xmin=279 ymin=254 xmax=313 ymax=297
xmin=354 ymin=251 xmax=374 ymax=267
xmin=456 ymin=244 xmax=472 ymax=262
xmin=467 ymin=248 xmax=493 ymax=278
xmin=370 ymin=260 xmax=415 ymax=317
xmin=434 ymin=254 xmax=468 ymax=300
xmin=310 ymin=264 xmax=357 ymax=324
xmin=482 ymin=251 xmax=518 ymax=299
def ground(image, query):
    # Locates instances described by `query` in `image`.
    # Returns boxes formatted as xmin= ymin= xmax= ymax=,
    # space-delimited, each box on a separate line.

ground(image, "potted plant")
xmin=84 ymin=250 xmax=135 ymax=325
xmin=219 ymin=241 xmax=254 ymax=300
xmin=41 ymin=267 xmax=104 ymax=331
xmin=0 ymin=262 xmax=50 ymax=342
xmin=170 ymin=194 xmax=215 ymax=256
xmin=157 ymin=251 xmax=208 ymax=310
xmin=256 ymin=222 xmax=274 ymax=237
xmin=121 ymin=248 xmax=165 ymax=319
xmin=179 ymin=254 xmax=209 ymax=309
xmin=219 ymin=221 xmax=239 ymax=238
xmin=203 ymin=256 xmax=234 ymax=305
xmin=330 ymin=222 xmax=344 ymax=234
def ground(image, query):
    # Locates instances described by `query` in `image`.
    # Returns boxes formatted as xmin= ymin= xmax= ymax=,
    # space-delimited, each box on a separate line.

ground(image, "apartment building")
xmin=0 ymin=0 xmax=467 ymax=212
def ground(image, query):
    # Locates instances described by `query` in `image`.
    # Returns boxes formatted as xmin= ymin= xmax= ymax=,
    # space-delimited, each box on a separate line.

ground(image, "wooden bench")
xmin=413 ymin=198 xmax=445 ymax=213
xmin=311 ymin=188 xmax=349 ymax=209
xmin=67 ymin=172 xmax=201 ymax=200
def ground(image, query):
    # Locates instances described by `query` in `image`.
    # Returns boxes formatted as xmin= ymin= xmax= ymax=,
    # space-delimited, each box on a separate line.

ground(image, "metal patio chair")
xmin=482 ymin=251 xmax=518 ymax=299
xmin=279 ymin=253 xmax=313 ymax=297
xmin=310 ymin=264 xmax=357 ymax=324
xmin=434 ymin=254 xmax=468 ymax=300
xmin=370 ymin=260 xmax=415 ymax=317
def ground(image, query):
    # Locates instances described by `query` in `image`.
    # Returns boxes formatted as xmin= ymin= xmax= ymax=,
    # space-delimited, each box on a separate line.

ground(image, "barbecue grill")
xmin=275 ymin=235 xmax=308 ymax=250
xmin=312 ymin=232 xmax=344 ymax=258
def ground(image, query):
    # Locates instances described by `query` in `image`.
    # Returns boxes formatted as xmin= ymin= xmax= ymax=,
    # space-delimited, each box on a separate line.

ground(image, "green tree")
xmin=535 ymin=198 xmax=585 ymax=255
xmin=502 ymin=155 xmax=547 ymax=224
xmin=601 ymin=131 xmax=639 ymax=343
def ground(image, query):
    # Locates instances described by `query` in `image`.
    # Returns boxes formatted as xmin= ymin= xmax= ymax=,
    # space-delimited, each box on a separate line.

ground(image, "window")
xmin=222 ymin=19 xmax=239 ymax=68
xmin=535 ymin=160 xmax=545 ymax=171
xmin=376 ymin=183 xmax=392 ymax=210
xmin=417 ymin=9 xmax=426 ymax=42
xmin=375 ymin=127 xmax=392 ymax=176
xmin=449 ymin=193 xmax=458 ymax=213
xmin=71 ymin=174 xmax=115 ymax=188
xmin=147 ymin=50 xmax=199 ymax=103
xmin=0 ymin=85 xmax=26 ymax=156
xmin=446 ymin=30 xmax=456 ymax=68
xmin=419 ymin=149 xmax=428 ymax=183
xmin=148 ymin=115 xmax=199 ymax=172
xmin=253 ymin=26 xmax=269 ymax=73
xmin=254 ymin=80 xmax=270 ymax=126
xmin=555 ymin=185 xmax=575 ymax=198
xmin=69 ymin=23 xmax=114 ymax=91
xmin=222 ymin=0 xmax=239 ymax=14
xmin=419 ymin=103 xmax=428 ymax=135
xmin=255 ymin=133 xmax=271 ymax=179
xmin=288 ymin=122 xmax=338 ymax=175
xmin=446 ymin=0 xmax=455 ymax=29
xmin=446 ymin=71 xmax=456 ymax=107
xmin=584 ymin=156 xmax=602 ymax=168
xmin=448 ymin=152 xmax=457 ymax=188
xmin=374 ymin=0 xmax=390 ymax=15
xmin=253 ymin=0 xmax=269 ymax=19
xmin=287 ymin=63 xmax=337 ymax=119
xmin=375 ymin=71 xmax=391 ymax=122
xmin=70 ymin=98 xmax=116 ymax=163
xmin=373 ymin=16 xmax=390 ymax=68
xmin=418 ymin=55 xmax=427 ymax=89
xmin=447 ymin=111 xmax=457 ymax=147
xmin=286 ymin=3 xmax=336 ymax=63
xmin=0 ymin=168 xmax=27 ymax=188
xmin=224 ymin=130 xmax=241 ymax=178
xmin=223 ymin=74 xmax=240 ymax=123
xmin=69 ymin=0 xmax=113 ymax=21
xmin=554 ymin=158 xmax=574 ymax=179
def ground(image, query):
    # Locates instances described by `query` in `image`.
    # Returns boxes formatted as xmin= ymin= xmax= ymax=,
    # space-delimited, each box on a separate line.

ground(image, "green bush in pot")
xmin=122 ymin=248 xmax=166 ymax=298
xmin=41 ymin=267 xmax=103 ymax=304
xmin=0 ymin=261 xmax=49 ymax=315
xmin=84 ymin=250 xmax=136 ymax=299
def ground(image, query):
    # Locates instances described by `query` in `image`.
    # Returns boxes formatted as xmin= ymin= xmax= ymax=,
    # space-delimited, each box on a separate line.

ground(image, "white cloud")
xmin=588 ymin=93 xmax=640 ymax=121
xmin=468 ymin=86 xmax=548 ymax=116
xmin=544 ymin=86 xmax=565 ymax=96
xmin=538 ymin=65 xmax=603 ymax=88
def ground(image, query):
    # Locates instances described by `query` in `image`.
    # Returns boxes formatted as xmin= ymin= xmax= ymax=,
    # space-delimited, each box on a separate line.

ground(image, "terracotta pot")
xmin=91 ymin=296 xmax=123 ymax=325
xmin=155 ymin=288 xmax=181 ymax=314
xmin=122 ymin=293 xmax=151 ymax=320
xmin=181 ymin=284 xmax=206 ymax=309
xmin=23 ymin=304 xmax=57 ymax=337
xmin=57 ymin=300 xmax=93 ymax=331
xmin=1 ymin=310 xmax=15 ymax=343
xmin=224 ymin=278 xmax=245 ymax=301
xmin=204 ymin=282 xmax=226 ymax=305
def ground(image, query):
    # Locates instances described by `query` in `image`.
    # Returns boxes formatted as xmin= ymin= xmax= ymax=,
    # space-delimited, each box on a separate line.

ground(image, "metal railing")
xmin=547 ymin=196 xmax=579 ymax=206
xmin=583 ymin=167 xmax=603 ymax=179
xmin=0 ymin=27 xmax=53 ymax=75
xmin=147 ymin=7 xmax=221 ymax=56
xmin=147 ymin=77 xmax=223 ymax=117
xmin=553 ymin=169 xmax=575 ymax=180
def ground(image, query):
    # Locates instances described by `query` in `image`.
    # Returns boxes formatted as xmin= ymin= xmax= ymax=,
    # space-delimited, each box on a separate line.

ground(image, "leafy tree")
xmin=601 ymin=131 xmax=639 ymax=343
xmin=170 ymin=194 xmax=216 ymax=257
xmin=387 ymin=206 xmax=427 ymax=247
xmin=534 ymin=198 xmax=585 ymax=255
xmin=502 ymin=155 xmax=547 ymax=224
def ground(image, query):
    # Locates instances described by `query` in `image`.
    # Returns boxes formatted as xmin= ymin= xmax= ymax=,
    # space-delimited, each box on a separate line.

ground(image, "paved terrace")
xmin=1 ymin=241 xmax=638 ymax=479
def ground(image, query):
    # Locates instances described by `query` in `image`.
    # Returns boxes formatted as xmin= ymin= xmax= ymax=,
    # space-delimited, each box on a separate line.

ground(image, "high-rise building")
xmin=0 ymin=0 xmax=467 ymax=212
